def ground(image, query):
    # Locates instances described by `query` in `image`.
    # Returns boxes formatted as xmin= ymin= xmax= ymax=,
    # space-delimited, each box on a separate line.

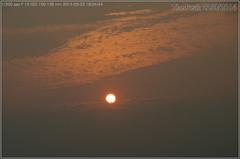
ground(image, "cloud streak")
xmin=105 ymin=9 xmax=153 ymax=16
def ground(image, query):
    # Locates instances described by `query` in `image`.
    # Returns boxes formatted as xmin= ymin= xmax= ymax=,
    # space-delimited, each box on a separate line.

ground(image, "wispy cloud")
xmin=105 ymin=9 xmax=153 ymax=16
xmin=3 ymin=23 xmax=95 ymax=35
xmin=64 ymin=95 xmax=176 ymax=111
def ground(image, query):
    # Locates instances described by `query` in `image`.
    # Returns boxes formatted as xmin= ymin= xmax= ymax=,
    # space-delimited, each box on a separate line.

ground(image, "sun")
xmin=105 ymin=93 xmax=116 ymax=104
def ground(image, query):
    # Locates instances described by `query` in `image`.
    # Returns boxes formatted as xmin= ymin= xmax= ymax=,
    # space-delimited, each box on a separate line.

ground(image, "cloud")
xmin=4 ymin=9 xmax=237 ymax=91
xmin=105 ymin=9 xmax=153 ymax=16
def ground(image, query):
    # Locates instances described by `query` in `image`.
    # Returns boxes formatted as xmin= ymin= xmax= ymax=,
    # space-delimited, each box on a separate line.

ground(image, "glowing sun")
xmin=105 ymin=93 xmax=116 ymax=104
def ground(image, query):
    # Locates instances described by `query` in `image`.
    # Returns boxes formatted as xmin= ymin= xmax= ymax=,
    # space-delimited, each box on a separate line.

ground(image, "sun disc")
xmin=105 ymin=94 xmax=116 ymax=104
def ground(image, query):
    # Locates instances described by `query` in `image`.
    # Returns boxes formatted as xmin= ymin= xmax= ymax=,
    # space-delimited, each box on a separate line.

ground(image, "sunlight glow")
xmin=105 ymin=94 xmax=116 ymax=104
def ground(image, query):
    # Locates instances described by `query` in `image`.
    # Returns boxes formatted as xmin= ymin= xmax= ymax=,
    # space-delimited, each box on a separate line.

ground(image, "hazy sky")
xmin=3 ymin=3 xmax=238 ymax=157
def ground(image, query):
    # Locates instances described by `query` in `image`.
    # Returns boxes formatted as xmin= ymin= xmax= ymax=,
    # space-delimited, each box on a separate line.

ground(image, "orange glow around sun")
xmin=105 ymin=94 xmax=116 ymax=104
